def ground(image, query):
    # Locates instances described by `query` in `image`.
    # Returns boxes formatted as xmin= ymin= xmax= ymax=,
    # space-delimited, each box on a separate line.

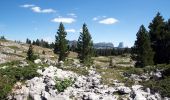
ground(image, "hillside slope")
xmin=0 ymin=40 xmax=170 ymax=100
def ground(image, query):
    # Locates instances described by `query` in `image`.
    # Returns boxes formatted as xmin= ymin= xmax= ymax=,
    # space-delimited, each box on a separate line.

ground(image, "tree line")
xmin=131 ymin=12 xmax=170 ymax=67
xmin=27 ymin=23 xmax=94 ymax=65
xmin=27 ymin=12 xmax=170 ymax=67
xmin=94 ymin=48 xmax=131 ymax=57
xmin=26 ymin=38 xmax=55 ymax=49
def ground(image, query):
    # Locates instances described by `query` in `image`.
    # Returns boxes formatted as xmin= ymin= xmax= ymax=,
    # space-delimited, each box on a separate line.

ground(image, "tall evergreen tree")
xmin=35 ymin=39 xmax=40 ymax=46
xmin=77 ymin=23 xmax=93 ymax=65
xmin=26 ymin=38 xmax=31 ymax=44
xmin=26 ymin=44 xmax=36 ymax=61
xmin=131 ymin=25 xmax=154 ymax=67
xmin=148 ymin=12 xmax=166 ymax=64
xmin=164 ymin=19 xmax=170 ymax=63
xmin=54 ymin=23 xmax=68 ymax=61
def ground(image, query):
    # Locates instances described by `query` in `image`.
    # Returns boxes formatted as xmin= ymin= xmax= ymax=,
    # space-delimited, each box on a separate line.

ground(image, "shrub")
xmin=42 ymin=50 xmax=45 ymax=55
xmin=126 ymin=68 xmax=144 ymax=75
xmin=0 ymin=62 xmax=40 ymax=99
xmin=0 ymin=65 xmax=39 ymax=80
xmin=143 ymin=77 xmax=170 ymax=97
xmin=55 ymin=78 xmax=74 ymax=92
xmin=0 ymin=75 xmax=14 ymax=99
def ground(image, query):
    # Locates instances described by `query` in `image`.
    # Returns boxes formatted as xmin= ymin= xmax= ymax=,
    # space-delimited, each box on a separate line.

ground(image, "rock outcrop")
xmin=9 ymin=65 xmax=166 ymax=100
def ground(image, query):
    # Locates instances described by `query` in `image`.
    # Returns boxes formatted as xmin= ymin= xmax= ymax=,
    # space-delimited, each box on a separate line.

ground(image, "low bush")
xmin=0 ymin=65 xmax=39 ymax=81
xmin=0 ymin=61 xmax=40 ymax=99
xmin=126 ymin=67 xmax=144 ymax=75
xmin=0 ymin=75 xmax=14 ymax=99
xmin=142 ymin=76 xmax=170 ymax=97
xmin=55 ymin=77 xmax=74 ymax=92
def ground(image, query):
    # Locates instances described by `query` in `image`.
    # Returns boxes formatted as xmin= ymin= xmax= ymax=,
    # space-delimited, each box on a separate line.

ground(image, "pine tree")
xmin=35 ymin=39 xmax=40 ymax=46
xmin=131 ymin=25 xmax=154 ymax=67
xmin=26 ymin=38 xmax=31 ymax=44
xmin=54 ymin=23 xmax=68 ymax=61
xmin=32 ymin=40 xmax=36 ymax=45
xmin=0 ymin=36 xmax=6 ymax=40
xmin=26 ymin=44 xmax=36 ymax=61
xmin=148 ymin=12 xmax=166 ymax=64
xmin=164 ymin=19 xmax=170 ymax=63
xmin=77 ymin=23 xmax=93 ymax=65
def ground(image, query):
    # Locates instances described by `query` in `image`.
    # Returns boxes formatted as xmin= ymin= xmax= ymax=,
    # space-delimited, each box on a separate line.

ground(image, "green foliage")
xmin=0 ymin=64 xmax=39 ymax=81
xmin=143 ymin=77 xmax=170 ymax=97
xmin=8 ymin=46 xmax=20 ymax=50
xmin=0 ymin=75 xmax=14 ymax=99
xmin=26 ymin=38 xmax=31 ymax=44
xmin=131 ymin=25 xmax=154 ymax=67
xmin=122 ymin=78 xmax=135 ymax=87
xmin=149 ymin=12 xmax=170 ymax=64
xmin=55 ymin=78 xmax=74 ymax=92
xmin=0 ymin=60 xmax=20 ymax=67
xmin=42 ymin=50 xmax=45 ymax=55
xmin=0 ymin=61 xmax=39 ymax=99
xmin=54 ymin=23 xmax=68 ymax=61
xmin=77 ymin=24 xmax=94 ymax=65
xmin=0 ymin=36 xmax=6 ymax=40
xmin=26 ymin=44 xmax=37 ymax=62
xmin=109 ymin=57 xmax=113 ymax=66
xmin=62 ymin=67 xmax=89 ymax=76
xmin=126 ymin=68 xmax=144 ymax=75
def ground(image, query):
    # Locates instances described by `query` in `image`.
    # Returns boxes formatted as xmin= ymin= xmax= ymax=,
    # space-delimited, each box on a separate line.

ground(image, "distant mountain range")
xmin=68 ymin=40 xmax=124 ymax=49
xmin=94 ymin=42 xmax=114 ymax=49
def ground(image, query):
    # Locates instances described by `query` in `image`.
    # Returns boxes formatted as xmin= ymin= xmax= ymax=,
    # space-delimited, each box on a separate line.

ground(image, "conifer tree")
xmin=26 ymin=38 xmax=31 ymax=44
xmin=26 ymin=44 xmax=36 ymax=61
xmin=164 ymin=19 xmax=170 ymax=63
xmin=35 ymin=39 xmax=40 ymax=46
xmin=54 ymin=22 xmax=68 ymax=61
xmin=148 ymin=12 xmax=166 ymax=64
xmin=77 ymin=23 xmax=93 ymax=65
xmin=131 ymin=25 xmax=154 ymax=67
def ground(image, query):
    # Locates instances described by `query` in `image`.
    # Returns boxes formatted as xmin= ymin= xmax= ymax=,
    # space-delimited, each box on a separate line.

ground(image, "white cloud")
xmin=31 ymin=6 xmax=56 ymax=13
xmin=66 ymin=29 xmax=76 ymax=33
xmin=20 ymin=4 xmax=35 ymax=8
xmin=31 ymin=6 xmax=41 ymax=12
xmin=67 ymin=13 xmax=77 ymax=18
xmin=20 ymin=4 xmax=56 ymax=13
xmin=99 ymin=18 xmax=118 ymax=24
xmin=51 ymin=17 xmax=75 ymax=24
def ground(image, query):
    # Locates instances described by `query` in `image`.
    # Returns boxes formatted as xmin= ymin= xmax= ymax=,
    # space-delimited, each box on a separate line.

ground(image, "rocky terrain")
xmin=0 ymin=40 xmax=170 ymax=100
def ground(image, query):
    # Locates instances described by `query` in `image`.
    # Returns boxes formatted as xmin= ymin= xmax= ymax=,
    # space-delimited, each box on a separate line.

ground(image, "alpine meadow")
xmin=1 ymin=0 xmax=170 ymax=100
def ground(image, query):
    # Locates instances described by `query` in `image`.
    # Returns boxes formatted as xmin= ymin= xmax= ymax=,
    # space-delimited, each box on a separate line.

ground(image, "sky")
xmin=0 ymin=0 xmax=170 ymax=47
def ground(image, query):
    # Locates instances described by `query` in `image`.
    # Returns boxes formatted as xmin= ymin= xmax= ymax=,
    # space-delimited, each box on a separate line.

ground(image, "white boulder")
xmin=34 ymin=59 xmax=42 ymax=64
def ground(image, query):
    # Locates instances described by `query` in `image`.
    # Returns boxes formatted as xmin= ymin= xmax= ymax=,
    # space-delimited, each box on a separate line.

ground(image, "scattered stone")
xmin=9 ymin=65 xmax=167 ymax=100
xmin=34 ymin=59 xmax=42 ymax=64
xmin=117 ymin=86 xmax=131 ymax=94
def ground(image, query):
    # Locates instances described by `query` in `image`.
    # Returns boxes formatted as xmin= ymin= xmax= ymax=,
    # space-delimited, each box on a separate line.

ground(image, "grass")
xmin=2 ymin=52 xmax=25 ymax=58
xmin=96 ymin=67 xmax=124 ymax=85
xmin=93 ymin=56 xmax=110 ymax=63
xmin=0 ymin=39 xmax=8 ymax=42
xmin=8 ymin=46 xmax=20 ymax=50
xmin=116 ymin=62 xmax=131 ymax=64
xmin=0 ymin=60 xmax=20 ymax=68
xmin=62 ymin=66 xmax=89 ymax=76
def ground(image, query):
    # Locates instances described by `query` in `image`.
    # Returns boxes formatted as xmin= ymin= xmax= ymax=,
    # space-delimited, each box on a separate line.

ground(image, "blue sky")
xmin=0 ymin=0 xmax=170 ymax=47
